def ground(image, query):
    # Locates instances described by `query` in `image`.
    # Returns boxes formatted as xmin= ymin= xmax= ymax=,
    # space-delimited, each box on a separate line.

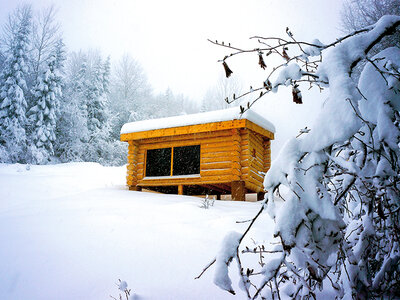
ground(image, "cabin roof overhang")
xmin=120 ymin=119 xmax=274 ymax=141
xmin=120 ymin=108 xmax=275 ymax=141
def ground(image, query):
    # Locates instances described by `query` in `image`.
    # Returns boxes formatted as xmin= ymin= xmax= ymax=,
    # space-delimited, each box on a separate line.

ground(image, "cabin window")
xmin=145 ymin=147 xmax=172 ymax=177
xmin=173 ymin=145 xmax=200 ymax=175
xmin=145 ymin=145 xmax=200 ymax=177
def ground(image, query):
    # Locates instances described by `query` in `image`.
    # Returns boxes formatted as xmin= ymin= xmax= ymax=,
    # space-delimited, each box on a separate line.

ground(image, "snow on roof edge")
xmin=120 ymin=107 xmax=276 ymax=136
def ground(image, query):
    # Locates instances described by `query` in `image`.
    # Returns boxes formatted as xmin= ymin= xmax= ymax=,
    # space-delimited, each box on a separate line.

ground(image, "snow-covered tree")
xmin=341 ymin=0 xmax=400 ymax=52
xmin=201 ymin=74 xmax=243 ymax=112
xmin=198 ymin=16 xmax=400 ymax=299
xmin=30 ymin=5 xmax=61 ymax=83
xmin=28 ymin=44 xmax=64 ymax=164
xmin=108 ymin=54 xmax=152 ymax=139
xmin=55 ymin=50 xmax=115 ymax=164
xmin=83 ymin=53 xmax=112 ymax=163
xmin=0 ymin=5 xmax=32 ymax=163
xmin=55 ymin=52 xmax=89 ymax=162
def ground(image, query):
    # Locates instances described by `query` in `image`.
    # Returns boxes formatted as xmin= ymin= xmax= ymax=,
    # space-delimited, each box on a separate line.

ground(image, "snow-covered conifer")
xmin=28 ymin=53 xmax=63 ymax=163
xmin=0 ymin=6 xmax=32 ymax=163
xmin=54 ymin=52 xmax=89 ymax=162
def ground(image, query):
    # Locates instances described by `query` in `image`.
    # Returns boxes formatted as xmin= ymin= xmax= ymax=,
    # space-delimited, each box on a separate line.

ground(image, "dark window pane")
xmin=145 ymin=148 xmax=171 ymax=177
xmin=173 ymin=145 xmax=200 ymax=176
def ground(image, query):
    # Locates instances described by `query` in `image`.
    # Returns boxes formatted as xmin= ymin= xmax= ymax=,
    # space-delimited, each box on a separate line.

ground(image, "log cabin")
xmin=120 ymin=108 xmax=275 ymax=201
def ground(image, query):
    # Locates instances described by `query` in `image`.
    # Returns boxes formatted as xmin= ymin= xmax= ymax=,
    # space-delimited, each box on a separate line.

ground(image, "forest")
xmin=0 ymin=4 xmax=219 ymax=166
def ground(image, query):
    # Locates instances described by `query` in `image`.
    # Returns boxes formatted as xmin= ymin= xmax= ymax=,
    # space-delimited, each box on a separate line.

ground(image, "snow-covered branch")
xmin=201 ymin=15 xmax=400 ymax=299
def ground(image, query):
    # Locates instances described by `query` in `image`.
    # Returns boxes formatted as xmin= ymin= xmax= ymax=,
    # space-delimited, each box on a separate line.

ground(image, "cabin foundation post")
xmin=231 ymin=180 xmax=246 ymax=201
xmin=129 ymin=185 xmax=142 ymax=191
xmin=178 ymin=184 xmax=184 ymax=195
xmin=257 ymin=192 xmax=265 ymax=201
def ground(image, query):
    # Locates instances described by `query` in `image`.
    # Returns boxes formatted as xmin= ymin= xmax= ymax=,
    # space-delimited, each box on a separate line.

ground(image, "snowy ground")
xmin=0 ymin=162 xmax=275 ymax=300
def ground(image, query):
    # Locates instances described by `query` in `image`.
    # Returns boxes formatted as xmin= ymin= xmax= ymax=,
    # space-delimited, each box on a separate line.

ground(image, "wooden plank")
xmin=241 ymin=159 xmax=250 ymax=167
xmin=201 ymin=161 xmax=236 ymax=170
xmin=139 ymin=137 xmax=232 ymax=150
xmin=249 ymin=158 xmax=264 ymax=172
xmin=201 ymin=168 xmax=240 ymax=177
xmin=203 ymin=139 xmax=237 ymax=147
xmin=248 ymin=174 xmax=264 ymax=187
xmin=135 ymin=130 xmax=234 ymax=145
xmin=201 ymin=157 xmax=234 ymax=164
xmin=245 ymin=181 xmax=264 ymax=193
xmin=121 ymin=119 xmax=247 ymax=141
xmin=126 ymin=141 xmax=139 ymax=187
xmin=249 ymin=150 xmax=264 ymax=164
xmin=245 ymin=120 xmax=274 ymax=140
xmin=263 ymin=139 xmax=271 ymax=173
xmin=201 ymin=151 xmax=239 ymax=159
xmin=137 ymin=174 xmax=235 ymax=186
xmin=249 ymin=136 xmax=264 ymax=152
xmin=231 ymin=128 xmax=242 ymax=182
xmin=250 ymin=169 xmax=264 ymax=183
xmin=201 ymin=145 xmax=236 ymax=153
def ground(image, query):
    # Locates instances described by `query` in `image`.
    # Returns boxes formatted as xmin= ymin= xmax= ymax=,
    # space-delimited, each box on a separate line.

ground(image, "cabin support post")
xmin=231 ymin=180 xmax=246 ymax=201
xmin=257 ymin=192 xmax=265 ymax=201
xmin=178 ymin=184 xmax=184 ymax=195
xmin=129 ymin=186 xmax=142 ymax=191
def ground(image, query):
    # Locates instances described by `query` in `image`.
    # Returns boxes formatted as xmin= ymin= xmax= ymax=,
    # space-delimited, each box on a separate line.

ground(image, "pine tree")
xmin=54 ymin=52 xmax=88 ymax=162
xmin=0 ymin=6 xmax=32 ymax=163
xmin=84 ymin=55 xmax=111 ymax=162
xmin=28 ymin=54 xmax=63 ymax=163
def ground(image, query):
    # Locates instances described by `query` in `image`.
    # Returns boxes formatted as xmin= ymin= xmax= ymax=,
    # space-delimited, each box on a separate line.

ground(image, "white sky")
xmin=0 ymin=0 xmax=343 ymax=98
xmin=0 ymin=0 xmax=345 ymax=155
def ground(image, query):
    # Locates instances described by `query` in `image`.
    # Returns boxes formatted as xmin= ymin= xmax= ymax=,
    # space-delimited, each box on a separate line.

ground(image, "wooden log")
xmin=138 ymin=174 xmax=235 ymax=186
xmin=201 ymin=145 xmax=236 ymax=153
xmin=139 ymin=133 xmax=233 ymax=148
xmin=129 ymin=185 xmax=142 ymax=191
xmin=201 ymin=168 xmax=240 ymax=177
xmin=245 ymin=180 xmax=264 ymax=193
xmin=201 ymin=151 xmax=239 ymax=159
xmin=231 ymin=128 xmax=242 ymax=182
xmin=201 ymin=161 xmax=238 ymax=170
xmin=201 ymin=157 xmax=234 ymax=164
xmin=245 ymin=120 xmax=274 ymax=140
xmin=263 ymin=139 xmax=271 ymax=173
xmin=140 ymin=137 xmax=233 ymax=150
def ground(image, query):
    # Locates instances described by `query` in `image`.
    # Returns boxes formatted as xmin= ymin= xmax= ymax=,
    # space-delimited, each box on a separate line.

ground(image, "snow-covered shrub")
xmin=111 ymin=279 xmax=133 ymax=300
xmin=200 ymin=194 xmax=215 ymax=209
xmin=198 ymin=16 xmax=400 ymax=299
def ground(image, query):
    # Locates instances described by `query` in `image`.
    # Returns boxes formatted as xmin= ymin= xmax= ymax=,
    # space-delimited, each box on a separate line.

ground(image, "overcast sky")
xmin=0 ymin=0 xmax=345 ymax=155
xmin=0 ymin=0 xmax=343 ymax=98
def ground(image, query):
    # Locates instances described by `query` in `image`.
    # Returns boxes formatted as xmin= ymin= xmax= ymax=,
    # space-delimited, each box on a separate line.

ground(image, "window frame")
xmin=144 ymin=144 xmax=201 ymax=178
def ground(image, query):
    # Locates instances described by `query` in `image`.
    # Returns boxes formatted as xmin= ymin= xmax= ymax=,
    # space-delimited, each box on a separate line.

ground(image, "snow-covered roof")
xmin=120 ymin=107 xmax=276 ymax=134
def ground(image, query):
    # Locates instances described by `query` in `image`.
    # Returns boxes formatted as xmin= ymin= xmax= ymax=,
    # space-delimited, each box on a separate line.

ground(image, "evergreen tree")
xmin=83 ymin=54 xmax=111 ymax=162
xmin=0 ymin=6 xmax=32 ymax=163
xmin=28 ymin=53 xmax=63 ymax=163
xmin=55 ymin=52 xmax=88 ymax=162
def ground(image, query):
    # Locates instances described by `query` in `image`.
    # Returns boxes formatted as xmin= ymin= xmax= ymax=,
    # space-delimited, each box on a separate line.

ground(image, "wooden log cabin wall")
xmin=120 ymin=108 xmax=275 ymax=201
